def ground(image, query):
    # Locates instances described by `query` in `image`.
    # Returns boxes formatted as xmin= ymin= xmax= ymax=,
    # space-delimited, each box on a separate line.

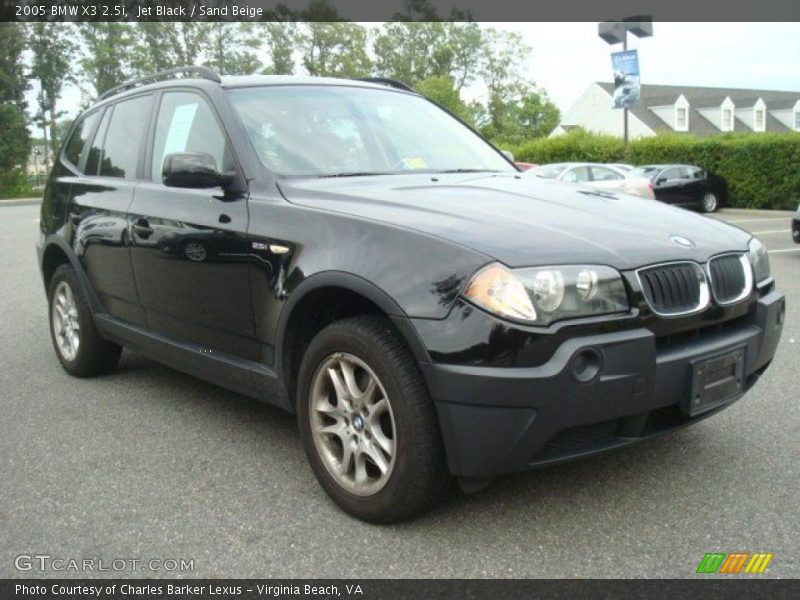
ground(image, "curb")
xmin=0 ymin=198 xmax=41 ymax=207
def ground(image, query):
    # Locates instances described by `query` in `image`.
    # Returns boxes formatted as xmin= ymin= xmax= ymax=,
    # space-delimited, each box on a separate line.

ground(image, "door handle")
xmin=133 ymin=219 xmax=154 ymax=238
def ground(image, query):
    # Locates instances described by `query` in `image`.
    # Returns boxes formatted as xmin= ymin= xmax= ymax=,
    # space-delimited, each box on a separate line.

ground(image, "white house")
xmin=552 ymin=83 xmax=800 ymax=138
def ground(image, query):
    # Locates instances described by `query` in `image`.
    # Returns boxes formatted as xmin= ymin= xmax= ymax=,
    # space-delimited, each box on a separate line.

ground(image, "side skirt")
xmin=94 ymin=314 xmax=291 ymax=412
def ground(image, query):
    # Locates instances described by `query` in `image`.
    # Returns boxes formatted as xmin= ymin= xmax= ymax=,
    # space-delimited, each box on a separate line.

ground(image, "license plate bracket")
xmin=685 ymin=347 xmax=746 ymax=416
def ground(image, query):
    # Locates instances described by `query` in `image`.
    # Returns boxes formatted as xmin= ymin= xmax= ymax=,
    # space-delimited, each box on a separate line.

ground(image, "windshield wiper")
xmin=435 ymin=168 xmax=502 ymax=174
xmin=316 ymin=172 xmax=391 ymax=178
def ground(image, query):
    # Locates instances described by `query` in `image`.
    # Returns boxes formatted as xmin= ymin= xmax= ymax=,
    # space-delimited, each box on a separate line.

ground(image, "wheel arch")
xmin=275 ymin=272 xmax=431 ymax=411
xmin=40 ymin=236 xmax=103 ymax=314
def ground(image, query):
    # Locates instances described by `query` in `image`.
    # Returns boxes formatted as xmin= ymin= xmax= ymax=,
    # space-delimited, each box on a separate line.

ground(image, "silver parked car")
xmin=525 ymin=162 xmax=655 ymax=199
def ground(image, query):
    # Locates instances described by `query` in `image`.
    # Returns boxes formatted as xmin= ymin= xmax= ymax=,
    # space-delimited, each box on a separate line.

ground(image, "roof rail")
xmin=357 ymin=78 xmax=416 ymax=93
xmin=97 ymin=66 xmax=221 ymax=101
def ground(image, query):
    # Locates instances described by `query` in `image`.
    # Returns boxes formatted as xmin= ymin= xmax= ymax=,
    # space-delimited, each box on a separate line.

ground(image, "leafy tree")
xmin=442 ymin=22 xmax=483 ymax=91
xmin=481 ymin=83 xmax=560 ymax=144
xmin=199 ymin=23 xmax=261 ymax=76
xmin=262 ymin=21 xmax=298 ymax=75
xmin=130 ymin=23 xmax=204 ymax=75
xmin=416 ymin=76 xmax=473 ymax=125
xmin=373 ymin=21 xmax=450 ymax=85
xmin=0 ymin=23 xmax=31 ymax=198
xmin=299 ymin=21 xmax=372 ymax=78
xmin=29 ymin=23 xmax=76 ymax=159
xmin=79 ymin=23 xmax=135 ymax=97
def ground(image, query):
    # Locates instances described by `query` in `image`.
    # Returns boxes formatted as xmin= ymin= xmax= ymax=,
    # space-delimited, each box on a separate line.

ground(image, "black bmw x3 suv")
xmin=38 ymin=67 xmax=784 ymax=522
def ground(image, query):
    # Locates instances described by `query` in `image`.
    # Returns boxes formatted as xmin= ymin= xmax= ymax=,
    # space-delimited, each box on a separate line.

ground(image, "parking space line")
xmin=768 ymin=248 xmax=800 ymax=254
xmin=751 ymin=229 xmax=791 ymax=235
xmin=719 ymin=217 xmax=793 ymax=224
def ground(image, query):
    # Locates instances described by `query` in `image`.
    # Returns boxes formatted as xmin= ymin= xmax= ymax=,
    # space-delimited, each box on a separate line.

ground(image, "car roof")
xmin=87 ymin=74 xmax=410 ymax=112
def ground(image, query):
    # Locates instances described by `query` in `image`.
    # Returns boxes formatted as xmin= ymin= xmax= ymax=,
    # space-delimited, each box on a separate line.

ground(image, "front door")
xmin=128 ymin=90 xmax=258 ymax=361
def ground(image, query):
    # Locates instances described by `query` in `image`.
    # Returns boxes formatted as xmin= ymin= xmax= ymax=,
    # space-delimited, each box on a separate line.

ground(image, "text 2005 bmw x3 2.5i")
xmin=38 ymin=68 xmax=784 ymax=522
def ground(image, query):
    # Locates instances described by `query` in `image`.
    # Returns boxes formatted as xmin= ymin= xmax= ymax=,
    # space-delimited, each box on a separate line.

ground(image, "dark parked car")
xmin=632 ymin=164 xmax=728 ymax=212
xmin=793 ymin=205 xmax=800 ymax=244
xmin=38 ymin=68 xmax=784 ymax=523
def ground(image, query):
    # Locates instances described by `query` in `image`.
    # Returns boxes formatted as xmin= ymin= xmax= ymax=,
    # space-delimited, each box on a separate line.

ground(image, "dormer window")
xmin=754 ymin=109 xmax=765 ymax=131
xmin=720 ymin=97 xmax=735 ymax=132
xmin=676 ymin=107 xmax=687 ymax=129
xmin=674 ymin=95 xmax=690 ymax=132
xmin=753 ymin=99 xmax=766 ymax=132
xmin=722 ymin=108 xmax=734 ymax=131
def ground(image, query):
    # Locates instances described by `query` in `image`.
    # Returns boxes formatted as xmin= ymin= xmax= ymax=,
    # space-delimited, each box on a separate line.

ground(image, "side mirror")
xmin=656 ymin=176 xmax=668 ymax=185
xmin=501 ymin=150 xmax=515 ymax=163
xmin=162 ymin=153 xmax=234 ymax=189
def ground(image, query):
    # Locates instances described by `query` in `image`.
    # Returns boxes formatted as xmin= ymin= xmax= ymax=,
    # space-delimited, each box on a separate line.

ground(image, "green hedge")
xmin=509 ymin=130 xmax=800 ymax=210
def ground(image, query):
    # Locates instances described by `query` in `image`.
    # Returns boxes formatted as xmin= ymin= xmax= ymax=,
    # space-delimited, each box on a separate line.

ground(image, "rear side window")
xmin=150 ymin=91 xmax=233 ymax=182
xmin=99 ymin=95 xmax=153 ymax=179
xmin=590 ymin=166 xmax=623 ymax=181
xmin=85 ymin=109 xmax=111 ymax=176
xmin=562 ymin=167 xmax=590 ymax=183
xmin=63 ymin=112 xmax=99 ymax=171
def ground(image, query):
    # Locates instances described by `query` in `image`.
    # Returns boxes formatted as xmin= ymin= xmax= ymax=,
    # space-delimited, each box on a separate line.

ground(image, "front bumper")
xmin=419 ymin=290 xmax=785 ymax=478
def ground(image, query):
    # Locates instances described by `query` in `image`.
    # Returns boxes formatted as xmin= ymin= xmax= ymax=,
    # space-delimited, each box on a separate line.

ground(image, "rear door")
xmin=653 ymin=167 xmax=691 ymax=205
xmin=588 ymin=166 xmax=625 ymax=191
xmin=128 ymin=90 xmax=258 ymax=361
xmin=67 ymin=94 xmax=154 ymax=326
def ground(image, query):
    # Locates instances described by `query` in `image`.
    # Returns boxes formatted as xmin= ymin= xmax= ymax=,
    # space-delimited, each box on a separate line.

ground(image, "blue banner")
xmin=611 ymin=50 xmax=640 ymax=109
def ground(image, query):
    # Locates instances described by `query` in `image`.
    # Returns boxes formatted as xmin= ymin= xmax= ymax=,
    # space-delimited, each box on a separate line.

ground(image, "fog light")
xmin=571 ymin=348 xmax=602 ymax=383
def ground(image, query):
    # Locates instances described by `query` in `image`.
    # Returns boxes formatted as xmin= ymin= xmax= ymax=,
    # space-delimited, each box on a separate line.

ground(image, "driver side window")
xmin=150 ymin=92 xmax=233 ymax=183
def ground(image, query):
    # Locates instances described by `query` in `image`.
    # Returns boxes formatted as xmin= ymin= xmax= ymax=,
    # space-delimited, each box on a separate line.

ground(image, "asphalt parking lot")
xmin=0 ymin=202 xmax=797 ymax=579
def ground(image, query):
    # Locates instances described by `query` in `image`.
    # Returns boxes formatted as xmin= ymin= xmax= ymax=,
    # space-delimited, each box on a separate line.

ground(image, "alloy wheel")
xmin=703 ymin=192 xmax=718 ymax=212
xmin=52 ymin=281 xmax=80 ymax=362
xmin=309 ymin=352 xmax=396 ymax=496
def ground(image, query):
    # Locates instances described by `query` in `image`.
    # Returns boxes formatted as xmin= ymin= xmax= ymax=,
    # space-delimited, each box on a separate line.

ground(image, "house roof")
xmin=596 ymin=82 xmax=798 ymax=135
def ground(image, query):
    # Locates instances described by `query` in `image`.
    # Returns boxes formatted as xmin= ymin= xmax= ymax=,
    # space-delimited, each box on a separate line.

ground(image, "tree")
xmin=0 ymin=23 xmax=31 ymax=198
xmin=79 ymin=23 xmax=135 ymax=97
xmin=442 ymin=22 xmax=483 ymax=91
xmin=29 ymin=23 xmax=75 ymax=160
xmin=199 ymin=23 xmax=261 ymax=76
xmin=130 ymin=23 xmax=204 ymax=75
xmin=262 ymin=22 xmax=298 ymax=75
xmin=373 ymin=21 xmax=449 ymax=85
xmin=480 ymin=83 xmax=560 ymax=144
xmin=416 ymin=76 xmax=473 ymax=125
xmin=299 ymin=21 xmax=372 ymax=78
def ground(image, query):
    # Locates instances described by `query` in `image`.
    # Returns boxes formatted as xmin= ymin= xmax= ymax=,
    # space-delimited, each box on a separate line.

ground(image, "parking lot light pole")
xmin=598 ymin=18 xmax=653 ymax=149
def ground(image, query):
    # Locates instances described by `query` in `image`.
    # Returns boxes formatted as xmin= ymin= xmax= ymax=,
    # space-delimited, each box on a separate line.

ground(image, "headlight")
xmin=748 ymin=237 xmax=771 ymax=284
xmin=464 ymin=263 xmax=629 ymax=326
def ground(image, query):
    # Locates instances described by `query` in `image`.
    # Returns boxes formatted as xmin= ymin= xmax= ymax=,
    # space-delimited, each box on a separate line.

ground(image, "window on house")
xmin=676 ymin=107 xmax=687 ymax=130
xmin=722 ymin=108 xmax=733 ymax=131
xmin=755 ymin=109 xmax=765 ymax=131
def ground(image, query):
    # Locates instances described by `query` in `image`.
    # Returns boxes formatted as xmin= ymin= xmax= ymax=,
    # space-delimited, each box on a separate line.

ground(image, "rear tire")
xmin=702 ymin=192 xmax=719 ymax=213
xmin=297 ymin=315 xmax=448 ymax=523
xmin=48 ymin=264 xmax=122 ymax=377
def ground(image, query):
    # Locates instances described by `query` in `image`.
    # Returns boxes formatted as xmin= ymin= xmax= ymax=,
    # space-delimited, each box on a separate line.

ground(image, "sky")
xmin=26 ymin=22 xmax=800 ymax=133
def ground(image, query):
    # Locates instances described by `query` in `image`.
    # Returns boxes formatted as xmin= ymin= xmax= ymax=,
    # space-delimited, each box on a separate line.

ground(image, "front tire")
xmin=702 ymin=192 xmax=719 ymax=213
xmin=48 ymin=264 xmax=122 ymax=377
xmin=297 ymin=316 xmax=448 ymax=523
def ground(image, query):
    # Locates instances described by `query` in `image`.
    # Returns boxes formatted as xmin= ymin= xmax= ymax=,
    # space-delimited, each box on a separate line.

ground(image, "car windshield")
xmin=226 ymin=85 xmax=514 ymax=177
xmin=530 ymin=164 xmax=569 ymax=179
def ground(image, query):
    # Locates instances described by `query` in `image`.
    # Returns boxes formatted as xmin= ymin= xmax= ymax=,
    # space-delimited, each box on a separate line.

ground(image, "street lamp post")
xmin=598 ymin=18 xmax=653 ymax=149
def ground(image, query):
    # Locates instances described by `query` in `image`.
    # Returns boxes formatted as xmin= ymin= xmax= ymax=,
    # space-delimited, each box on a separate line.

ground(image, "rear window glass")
xmin=63 ymin=111 xmax=99 ymax=170
xmin=99 ymin=95 xmax=153 ymax=179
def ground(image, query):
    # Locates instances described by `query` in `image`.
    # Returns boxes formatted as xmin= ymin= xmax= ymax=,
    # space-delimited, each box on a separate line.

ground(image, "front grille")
xmin=637 ymin=262 xmax=709 ymax=316
xmin=708 ymin=253 xmax=751 ymax=304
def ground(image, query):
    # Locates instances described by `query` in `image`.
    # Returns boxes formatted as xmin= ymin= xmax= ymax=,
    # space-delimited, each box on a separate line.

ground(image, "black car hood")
xmin=278 ymin=173 xmax=751 ymax=270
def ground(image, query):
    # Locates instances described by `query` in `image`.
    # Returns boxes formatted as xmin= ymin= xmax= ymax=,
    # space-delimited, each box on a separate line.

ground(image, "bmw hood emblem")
xmin=670 ymin=235 xmax=695 ymax=248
